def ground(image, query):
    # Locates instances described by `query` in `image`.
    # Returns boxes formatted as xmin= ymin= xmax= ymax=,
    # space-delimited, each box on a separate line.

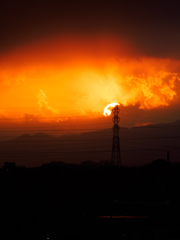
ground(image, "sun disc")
xmin=103 ymin=103 xmax=119 ymax=116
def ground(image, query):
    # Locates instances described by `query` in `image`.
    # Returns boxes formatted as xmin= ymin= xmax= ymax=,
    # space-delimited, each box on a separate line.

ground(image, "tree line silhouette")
xmin=0 ymin=159 xmax=180 ymax=239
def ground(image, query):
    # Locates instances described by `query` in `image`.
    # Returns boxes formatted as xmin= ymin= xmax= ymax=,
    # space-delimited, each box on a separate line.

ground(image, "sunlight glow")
xmin=103 ymin=103 xmax=120 ymax=116
xmin=0 ymin=36 xmax=180 ymax=125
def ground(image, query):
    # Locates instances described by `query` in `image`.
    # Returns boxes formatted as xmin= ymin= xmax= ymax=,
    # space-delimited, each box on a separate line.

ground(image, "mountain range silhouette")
xmin=0 ymin=120 xmax=180 ymax=167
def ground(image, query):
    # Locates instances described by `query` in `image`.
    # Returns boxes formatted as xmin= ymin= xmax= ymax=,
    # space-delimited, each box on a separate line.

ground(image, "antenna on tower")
xmin=111 ymin=105 xmax=121 ymax=165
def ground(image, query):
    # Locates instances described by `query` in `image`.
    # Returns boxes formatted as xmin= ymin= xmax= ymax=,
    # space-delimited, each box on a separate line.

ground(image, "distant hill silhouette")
xmin=0 ymin=120 xmax=180 ymax=167
xmin=12 ymin=132 xmax=56 ymax=141
xmin=135 ymin=119 xmax=180 ymax=128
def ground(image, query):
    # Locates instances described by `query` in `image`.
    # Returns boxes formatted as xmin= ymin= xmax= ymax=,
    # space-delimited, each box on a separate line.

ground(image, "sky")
xmin=1 ymin=0 xmax=180 ymax=138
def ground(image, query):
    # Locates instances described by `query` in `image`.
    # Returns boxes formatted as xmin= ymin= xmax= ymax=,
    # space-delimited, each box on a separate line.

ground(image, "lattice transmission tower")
xmin=111 ymin=105 xmax=121 ymax=165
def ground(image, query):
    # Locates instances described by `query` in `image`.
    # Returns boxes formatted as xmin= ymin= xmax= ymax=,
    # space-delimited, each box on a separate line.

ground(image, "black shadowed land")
xmin=0 ymin=160 xmax=180 ymax=240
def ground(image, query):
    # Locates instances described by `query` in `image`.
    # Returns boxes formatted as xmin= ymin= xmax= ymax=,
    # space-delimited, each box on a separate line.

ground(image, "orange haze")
xmin=1 ymin=35 xmax=180 ymax=126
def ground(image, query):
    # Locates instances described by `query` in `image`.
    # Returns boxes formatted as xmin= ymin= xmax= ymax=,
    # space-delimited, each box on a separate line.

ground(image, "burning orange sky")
xmin=1 ymin=35 xmax=180 ymax=127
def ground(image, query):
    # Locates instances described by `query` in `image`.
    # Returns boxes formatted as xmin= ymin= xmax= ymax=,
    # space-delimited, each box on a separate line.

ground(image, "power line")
xmin=0 ymin=111 xmax=178 ymax=122
xmin=1 ymin=135 xmax=180 ymax=142
xmin=0 ymin=108 xmax=175 ymax=121
xmin=1 ymin=148 xmax=180 ymax=155
xmin=2 ymin=139 xmax=111 ymax=143
xmin=0 ymin=128 xmax=112 ymax=132
xmin=0 ymin=122 xmax=112 ymax=129
xmin=1 ymin=124 xmax=180 ymax=135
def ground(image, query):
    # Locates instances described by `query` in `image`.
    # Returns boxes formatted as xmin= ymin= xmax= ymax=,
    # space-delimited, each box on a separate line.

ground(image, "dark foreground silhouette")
xmin=0 ymin=159 xmax=180 ymax=239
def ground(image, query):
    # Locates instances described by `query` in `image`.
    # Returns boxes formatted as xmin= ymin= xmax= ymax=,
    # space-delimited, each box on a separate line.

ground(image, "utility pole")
xmin=111 ymin=105 xmax=121 ymax=165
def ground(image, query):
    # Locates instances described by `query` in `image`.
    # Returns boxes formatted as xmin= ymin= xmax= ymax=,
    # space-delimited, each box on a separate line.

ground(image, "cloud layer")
xmin=0 ymin=37 xmax=180 ymax=126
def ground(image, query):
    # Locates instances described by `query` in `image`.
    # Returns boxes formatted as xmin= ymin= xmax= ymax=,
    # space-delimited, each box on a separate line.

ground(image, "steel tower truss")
xmin=111 ymin=105 xmax=121 ymax=165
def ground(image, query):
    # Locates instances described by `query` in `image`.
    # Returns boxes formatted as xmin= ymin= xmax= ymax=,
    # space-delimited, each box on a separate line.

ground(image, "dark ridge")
xmin=9 ymin=132 xmax=55 ymax=142
xmin=133 ymin=119 xmax=180 ymax=128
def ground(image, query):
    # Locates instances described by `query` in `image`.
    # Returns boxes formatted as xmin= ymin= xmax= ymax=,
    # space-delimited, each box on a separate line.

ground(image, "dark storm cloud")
xmin=1 ymin=0 xmax=180 ymax=58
